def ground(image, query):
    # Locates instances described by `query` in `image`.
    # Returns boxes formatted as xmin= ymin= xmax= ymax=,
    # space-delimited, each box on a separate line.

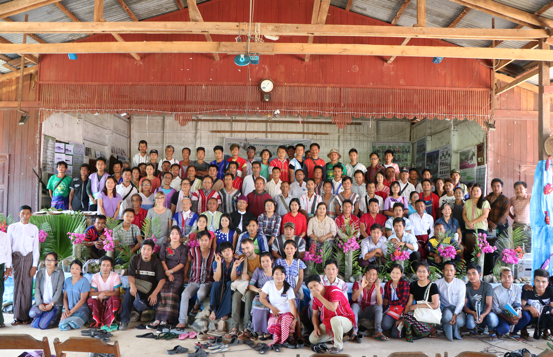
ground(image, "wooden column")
xmin=417 ymin=0 xmax=426 ymax=27
xmin=538 ymin=39 xmax=551 ymax=160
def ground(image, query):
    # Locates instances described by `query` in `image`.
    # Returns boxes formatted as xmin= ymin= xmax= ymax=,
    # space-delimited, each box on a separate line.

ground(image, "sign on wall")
xmin=415 ymin=138 xmax=426 ymax=173
xmin=371 ymin=141 xmax=412 ymax=169
xmin=223 ymin=138 xmax=312 ymax=159
xmin=438 ymin=144 xmax=452 ymax=179
xmin=426 ymin=150 xmax=439 ymax=177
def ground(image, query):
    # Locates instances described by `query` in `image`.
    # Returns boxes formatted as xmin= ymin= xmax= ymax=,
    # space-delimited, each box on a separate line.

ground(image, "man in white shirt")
xmin=300 ymin=179 xmax=323 ymax=218
xmin=265 ymin=167 xmax=283 ymax=199
xmin=409 ymin=199 xmax=434 ymax=260
xmin=8 ymin=205 xmax=40 ymax=324
xmin=398 ymin=167 xmax=416 ymax=200
xmin=116 ymin=168 xmax=138 ymax=219
xmin=439 ymin=178 xmax=457 ymax=208
xmin=346 ymin=148 xmax=367 ymax=178
xmin=170 ymin=164 xmax=182 ymax=191
xmin=388 ymin=218 xmax=419 ymax=263
xmin=158 ymin=145 xmax=179 ymax=171
xmin=242 ymin=162 xmax=266 ymax=197
xmin=245 ymin=146 xmax=257 ymax=176
xmin=0 ymin=229 xmax=12 ymax=327
xmin=275 ymin=181 xmax=294 ymax=216
xmin=351 ymin=170 xmax=367 ymax=199
xmin=290 ymin=169 xmax=307 ymax=198
xmin=492 ymin=267 xmax=524 ymax=338
xmin=289 ymin=143 xmax=307 ymax=183
xmin=204 ymin=197 xmax=222 ymax=231
xmin=385 ymin=203 xmax=412 ymax=237
xmin=132 ymin=140 xmax=150 ymax=168
xmin=360 ymin=223 xmax=387 ymax=267
xmin=359 ymin=182 xmax=383 ymax=214
xmin=331 ymin=170 xmax=344 ymax=195
xmin=436 ymin=261 xmax=466 ymax=341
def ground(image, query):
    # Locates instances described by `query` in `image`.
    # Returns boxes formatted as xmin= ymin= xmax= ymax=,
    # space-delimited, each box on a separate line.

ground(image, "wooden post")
xmin=94 ymin=0 xmax=104 ymax=22
xmin=538 ymin=39 xmax=551 ymax=160
xmin=17 ymin=14 xmax=27 ymax=113
xmin=417 ymin=0 xmax=426 ymax=27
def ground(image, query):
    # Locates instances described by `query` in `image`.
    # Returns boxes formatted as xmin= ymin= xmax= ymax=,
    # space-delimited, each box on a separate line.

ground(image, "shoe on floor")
xmin=119 ymin=322 xmax=129 ymax=331
xmin=130 ymin=311 xmax=140 ymax=322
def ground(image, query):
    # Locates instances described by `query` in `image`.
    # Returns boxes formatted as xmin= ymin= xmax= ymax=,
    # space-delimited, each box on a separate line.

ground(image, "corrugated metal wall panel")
xmin=38 ymin=0 xmax=491 ymax=90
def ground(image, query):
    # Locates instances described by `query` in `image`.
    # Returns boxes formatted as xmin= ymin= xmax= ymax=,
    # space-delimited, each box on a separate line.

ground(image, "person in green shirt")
xmin=325 ymin=149 xmax=346 ymax=181
xmin=47 ymin=161 xmax=73 ymax=209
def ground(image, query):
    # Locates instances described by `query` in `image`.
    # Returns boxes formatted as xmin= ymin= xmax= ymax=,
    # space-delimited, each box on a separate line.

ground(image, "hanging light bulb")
xmin=234 ymin=54 xmax=251 ymax=66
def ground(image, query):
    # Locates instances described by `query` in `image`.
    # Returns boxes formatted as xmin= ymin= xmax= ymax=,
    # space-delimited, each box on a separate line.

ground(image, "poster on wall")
xmin=223 ymin=138 xmax=312 ymax=159
xmin=42 ymin=135 xmax=56 ymax=175
xmin=371 ymin=141 xmax=412 ymax=169
xmin=415 ymin=138 xmax=426 ymax=173
xmin=426 ymin=150 xmax=440 ymax=177
xmin=459 ymin=146 xmax=477 ymax=169
xmin=438 ymin=144 xmax=452 ymax=179
xmin=69 ymin=142 xmax=85 ymax=178
xmin=475 ymin=165 xmax=487 ymax=191
xmin=460 ymin=168 xmax=476 ymax=183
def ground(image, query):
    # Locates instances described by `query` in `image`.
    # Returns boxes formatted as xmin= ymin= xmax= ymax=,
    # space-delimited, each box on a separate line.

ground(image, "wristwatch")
xmin=170 ymin=270 xmax=173 ymax=274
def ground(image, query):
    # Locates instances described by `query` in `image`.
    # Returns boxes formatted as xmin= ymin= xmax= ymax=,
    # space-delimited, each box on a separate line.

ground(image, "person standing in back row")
xmin=69 ymin=164 xmax=90 ymax=211
xmin=87 ymin=157 xmax=109 ymax=212
xmin=47 ymin=161 xmax=73 ymax=210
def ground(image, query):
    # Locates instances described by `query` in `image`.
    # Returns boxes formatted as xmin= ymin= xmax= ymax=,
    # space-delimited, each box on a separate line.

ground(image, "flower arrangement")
xmin=68 ymin=232 xmax=86 ymax=245
xmin=336 ymin=222 xmax=362 ymax=281
xmin=102 ymin=228 xmax=115 ymax=252
xmin=337 ymin=237 xmax=360 ymax=254
xmin=472 ymin=232 xmax=496 ymax=264
xmin=501 ymin=249 xmax=520 ymax=265
xmin=437 ymin=245 xmax=457 ymax=261
xmin=305 ymin=244 xmax=323 ymax=264
xmin=39 ymin=230 xmax=49 ymax=243
xmin=390 ymin=246 xmax=410 ymax=262
xmin=515 ymin=246 xmax=525 ymax=260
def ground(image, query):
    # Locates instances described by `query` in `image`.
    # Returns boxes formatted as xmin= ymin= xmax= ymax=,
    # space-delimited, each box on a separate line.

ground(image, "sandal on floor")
xmin=135 ymin=324 xmax=147 ymax=330
xmin=510 ymin=334 xmax=526 ymax=342
xmin=224 ymin=328 xmax=238 ymax=339
xmin=239 ymin=330 xmax=252 ymax=340
xmin=296 ymin=338 xmax=305 ymax=348
xmin=311 ymin=345 xmax=324 ymax=353
xmin=11 ymin=319 xmax=21 ymax=326
xmin=186 ymin=349 xmax=209 ymax=357
xmin=155 ymin=332 xmax=170 ymax=340
xmin=243 ymin=339 xmax=255 ymax=348
xmin=329 ymin=347 xmax=344 ymax=354
xmin=489 ymin=333 xmax=498 ymax=341
xmin=0 ymin=324 xmax=5 ymax=328
xmin=259 ymin=344 xmax=271 ymax=354
xmin=166 ymin=346 xmax=189 ymax=355
xmin=228 ymin=337 xmax=242 ymax=346
xmin=254 ymin=343 xmax=267 ymax=351
xmin=137 ymin=333 xmax=156 ymax=339
xmin=375 ymin=333 xmax=388 ymax=341
xmin=272 ymin=344 xmax=281 ymax=352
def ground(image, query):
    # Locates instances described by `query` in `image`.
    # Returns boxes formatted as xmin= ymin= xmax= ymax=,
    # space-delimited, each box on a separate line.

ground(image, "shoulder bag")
xmin=134 ymin=256 xmax=153 ymax=294
xmin=413 ymin=282 xmax=442 ymax=324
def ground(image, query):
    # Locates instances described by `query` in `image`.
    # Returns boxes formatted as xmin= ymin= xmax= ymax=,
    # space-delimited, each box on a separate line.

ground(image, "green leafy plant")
xmin=30 ymin=212 xmax=86 ymax=260
xmin=492 ymin=226 xmax=528 ymax=278
xmin=142 ymin=217 xmax=163 ymax=241
xmin=115 ymin=244 xmax=136 ymax=270
xmin=106 ymin=217 xmax=123 ymax=234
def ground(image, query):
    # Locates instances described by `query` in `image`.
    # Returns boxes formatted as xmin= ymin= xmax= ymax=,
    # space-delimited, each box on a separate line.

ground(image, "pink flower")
xmin=477 ymin=253 xmax=481 ymax=257
xmin=39 ymin=230 xmax=49 ymax=243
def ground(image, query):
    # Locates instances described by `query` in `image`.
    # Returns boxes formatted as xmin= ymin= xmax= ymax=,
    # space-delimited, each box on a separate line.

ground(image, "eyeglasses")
xmin=45 ymin=259 xmax=57 ymax=262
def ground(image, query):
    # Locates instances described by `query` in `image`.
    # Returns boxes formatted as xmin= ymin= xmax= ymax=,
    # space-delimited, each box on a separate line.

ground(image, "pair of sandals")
xmin=11 ymin=319 xmax=31 ymax=326
xmin=312 ymin=344 xmax=342 ymax=354
xmin=179 ymin=331 xmax=197 ymax=340
xmin=253 ymin=342 xmax=272 ymax=354
xmin=155 ymin=332 xmax=179 ymax=340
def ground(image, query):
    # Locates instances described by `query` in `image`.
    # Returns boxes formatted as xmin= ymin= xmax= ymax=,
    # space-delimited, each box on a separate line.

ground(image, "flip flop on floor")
xmin=510 ymin=334 xmax=526 ymax=342
xmin=296 ymin=338 xmax=305 ymax=348
xmin=254 ymin=343 xmax=267 ymax=351
xmin=185 ymin=348 xmax=209 ymax=357
xmin=243 ymin=339 xmax=255 ymax=348
xmin=374 ymin=333 xmax=388 ymax=341
xmin=489 ymin=333 xmax=498 ymax=341
xmin=0 ymin=324 xmax=5 ymax=328
xmin=259 ymin=344 xmax=271 ymax=354
xmin=166 ymin=346 xmax=189 ymax=355
xmin=135 ymin=324 xmax=147 ymax=330
xmin=272 ymin=344 xmax=281 ymax=353
xmin=137 ymin=333 xmax=156 ymax=339
xmin=227 ymin=337 xmax=242 ymax=346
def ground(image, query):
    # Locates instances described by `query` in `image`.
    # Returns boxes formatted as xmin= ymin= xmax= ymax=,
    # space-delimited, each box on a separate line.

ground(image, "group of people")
xmin=0 ymin=141 xmax=536 ymax=354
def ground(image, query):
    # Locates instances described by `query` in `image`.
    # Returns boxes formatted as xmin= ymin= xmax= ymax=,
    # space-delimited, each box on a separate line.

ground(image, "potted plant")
xmin=336 ymin=222 xmax=361 ymax=282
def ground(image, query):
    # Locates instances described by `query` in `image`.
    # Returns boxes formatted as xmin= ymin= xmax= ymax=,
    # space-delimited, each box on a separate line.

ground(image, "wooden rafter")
xmin=493 ymin=0 xmax=553 ymax=47
xmin=110 ymin=33 xmax=140 ymax=60
xmin=305 ymin=0 xmax=331 ymax=62
xmin=0 ymin=22 xmax=547 ymax=41
xmin=495 ymin=73 xmax=538 ymax=94
xmin=345 ymin=0 xmax=353 ymax=11
xmin=0 ymin=36 xmax=38 ymax=64
xmin=417 ymin=0 xmax=426 ymax=27
xmin=495 ymin=41 xmax=538 ymax=71
xmin=54 ymin=3 xmax=80 ymax=22
xmin=3 ymin=41 xmax=553 ymax=62
xmin=0 ymin=63 xmax=38 ymax=81
xmin=391 ymin=0 xmax=410 ymax=26
xmin=116 ymin=0 xmax=138 ymax=22
xmin=387 ymin=36 xmax=411 ymax=64
xmin=0 ymin=0 xmax=61 ymax=19
xmin=450 ymin=0 xmax=553 ymax=29
xmin=448 ymin=8 xmax=470 ymax=28
xmin=3 ymin=18 xmax=45 ymax=44
xmin=94 ymin=0 xmax=104 ymax=23
xmin=175 ymin=0 xmax=184 ymax=10
xmin=187 ymin=0 xmax=219 ymax=61
xmin=496 ymin=68 xmax=539 ymax=95
xmin=2 ymin=56 xmax=34 ymax=71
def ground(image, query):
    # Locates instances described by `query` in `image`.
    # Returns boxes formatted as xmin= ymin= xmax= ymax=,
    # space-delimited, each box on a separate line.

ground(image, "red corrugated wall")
xmin=38 ymin=0 xmax=491 ymax=89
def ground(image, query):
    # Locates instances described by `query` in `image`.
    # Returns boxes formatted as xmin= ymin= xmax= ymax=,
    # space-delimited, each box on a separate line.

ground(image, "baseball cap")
xmin=400 ymin=167 xmax=409 ymax=173
xmin=149 ymin=149 xmax=158 ymax=155
xmin=450 ymin=168 xmax=461 ymax=175
xmin=283 ymin=222 xmax=295 ymax=229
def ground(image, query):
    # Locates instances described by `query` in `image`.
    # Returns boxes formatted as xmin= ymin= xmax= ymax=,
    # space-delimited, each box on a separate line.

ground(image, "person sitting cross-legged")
xmin=435 ymin=261 xmax=466 ymax=341
xmin=29 ymin=252 xmax=64 ymax=330
xmin=307 ymin=274 xmax=357 ymax=354
xmin=493 ymin=267 xmax=528 ymax=340
xmin=87 ymin=256 xmax=122 ymax=329
xmin=388 ymin=217 xmax=420 ymax=263
xmin=351 ymin=265 xmax=386 ymax=342
xmin=359 ymin=223 xmax=387 ymax=268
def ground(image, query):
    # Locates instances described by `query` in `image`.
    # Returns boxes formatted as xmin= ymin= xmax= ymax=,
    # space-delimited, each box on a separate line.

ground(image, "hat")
xmin=450 ymin=168 xmax=461 ymax=175
xmin=230 ymin=143 xmax=240 ymax=151
xmin=149 ymin=149 xmax=158 ymax=155
xmin=237 ymin=195 xmax=248 ymax=202
xmin=400 ymin=167 xmax=409 ymax=173
xmin=327 ymin=148 xmax=342 ymax=159
xmin=283 ymin=222 xmax=295 ymax=229
xmin=133 ymin=294 xmax=148 ymax=312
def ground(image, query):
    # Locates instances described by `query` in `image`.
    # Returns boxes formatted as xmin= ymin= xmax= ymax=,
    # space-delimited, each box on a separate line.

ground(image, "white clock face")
xmin=260 ymin=80 xmax=273 ymax=93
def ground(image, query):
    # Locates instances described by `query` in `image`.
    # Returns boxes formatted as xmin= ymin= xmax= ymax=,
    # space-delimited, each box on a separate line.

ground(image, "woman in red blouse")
xmin=281 ymin=198 xmax=307 ymax=239
xmin=375 ymin=172 xmax=390 ymax=201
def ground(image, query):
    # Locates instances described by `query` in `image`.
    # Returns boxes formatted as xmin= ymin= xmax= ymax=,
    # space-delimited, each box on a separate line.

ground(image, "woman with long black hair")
xmin=462 ymin=183 xmax=490 ymax=258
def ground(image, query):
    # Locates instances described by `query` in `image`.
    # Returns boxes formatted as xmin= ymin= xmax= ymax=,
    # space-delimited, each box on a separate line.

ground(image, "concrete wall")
xmin=129 ymin=115 xmax=412 ymax=164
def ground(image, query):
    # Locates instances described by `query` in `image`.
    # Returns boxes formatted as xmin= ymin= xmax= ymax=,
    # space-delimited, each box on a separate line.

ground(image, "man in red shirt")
xmin=307 ymin=274 xmax=357 ymax=354
xmin=228 ymin=161 xmax=243 ymax=191
xmin=130 ymin=193 xmax=147 ymax=229
xmin=227 ymin=143 xmax=248 ymax=178
xmin=269 ymin=145 xmax=290 ymax=183
xmin=305 ymin=143 xmax=326 ymax=179
xmin=360 ymin=198 xmax=387 ymax=239
xmin=351 ymin=266 xmax=386 ymax=341
xmin=246 ymin=177 xmax=272 ymax=218
xmin=421 ymin=179 xmax=440 ymax=219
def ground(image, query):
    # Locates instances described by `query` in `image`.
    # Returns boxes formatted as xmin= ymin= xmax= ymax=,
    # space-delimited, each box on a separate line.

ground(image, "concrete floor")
xmin=0 ymin=312 xmax=550 ymax=357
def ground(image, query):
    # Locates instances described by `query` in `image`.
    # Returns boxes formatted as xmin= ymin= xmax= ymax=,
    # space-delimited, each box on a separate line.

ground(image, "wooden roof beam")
xmin=387 ymin=36 xmax=411 ymax=64
xmin=495 ymin=41 xmax=539 ymax=71
xmin=0 ymin=22 xmax=547 ymax=41
xmin=417 ymin=0 xmax=426 ymax=27
xmin=175 ymin=0 xmax=184 ymax=10
xmin=3 ymin=41 xmax=553 ymax=61
xmin=345 ymin=0 xmax=353 ymax=11
xmin=305 ymin=0 xmax=331 ymax=62
xmin=448 ymin=8 xmax=470 ymax=28
xmin=116 ymin=0 xmax=138 ymax=22
xmin=3 ymin=18 xmax=45 ymax=44
xmin=54 ymin=3 xmax=80 ymax=22
xmin=187 ymin=0 xmax=218 ymax=61
xmin=0 ymin=0 xmax=61 ymax=19
xmin=495 ymin=73 xmax=538 ymax=93
xmin=450 ymin=0 xmax=553 ymax=29
xmin=496 ymin=67 xmax=539 ymax=95
xmin=391 ymin=0 xmax=411 ymax=25
xmin=0 ymin=35 xmax=38 ymax=63
xmin=94 ymin=0 xmax=104 ymax=23
xmin=0 ymin=63 xmax=38 ymax=82
xmin=493 ymin=0 xmax=553 ymax=47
